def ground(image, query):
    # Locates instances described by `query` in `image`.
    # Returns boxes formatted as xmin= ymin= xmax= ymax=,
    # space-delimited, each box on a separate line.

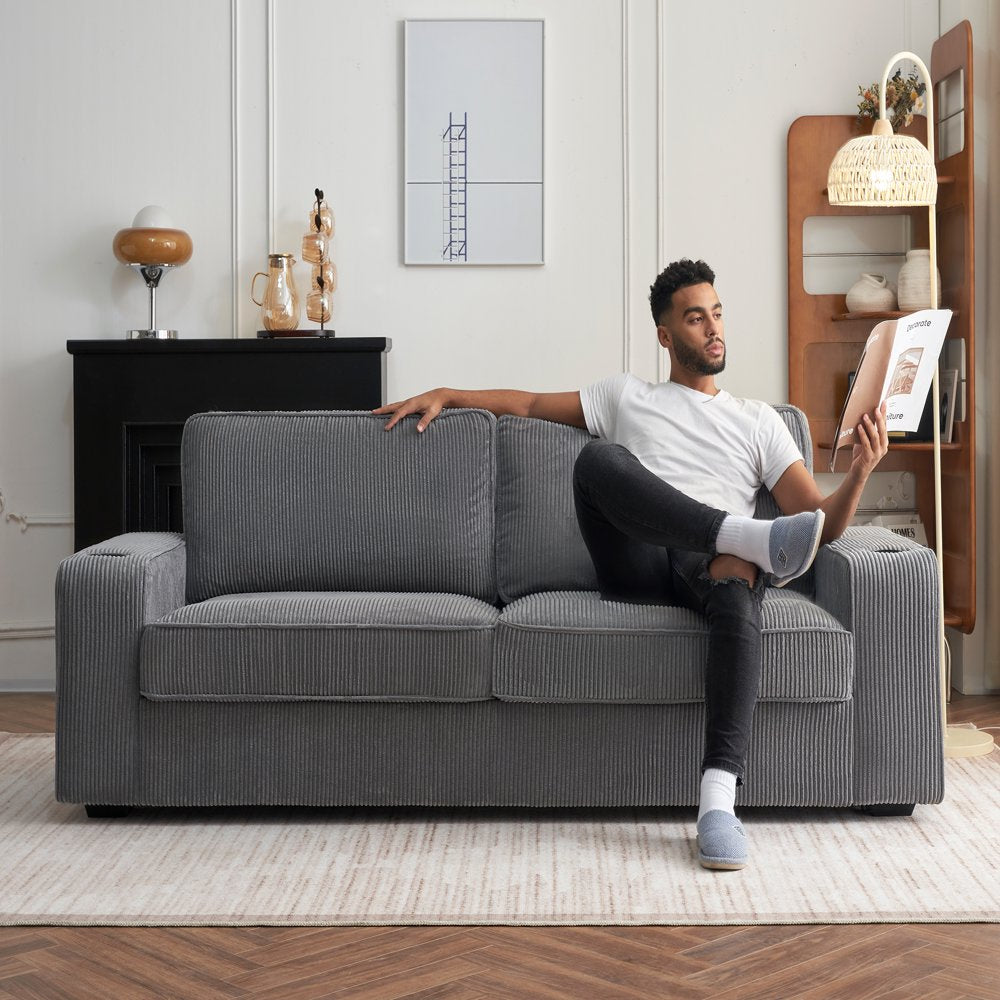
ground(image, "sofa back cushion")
xmin=495 ymin=405 xmax=812 ymax=602
xmin=183 ymin=410 xmax=496 ymax=603
xmin=495 ymin=417 xmax=597 ymax=603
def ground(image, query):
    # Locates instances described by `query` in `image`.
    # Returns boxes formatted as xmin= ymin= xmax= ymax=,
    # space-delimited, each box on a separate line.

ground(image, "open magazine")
xmin=829 ymin=308 xmax=953 ymax=472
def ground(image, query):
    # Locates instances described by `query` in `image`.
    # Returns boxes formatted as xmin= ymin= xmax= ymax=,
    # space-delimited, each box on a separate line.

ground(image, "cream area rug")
xmin=2 ymin=733 xmax=999 ymax=926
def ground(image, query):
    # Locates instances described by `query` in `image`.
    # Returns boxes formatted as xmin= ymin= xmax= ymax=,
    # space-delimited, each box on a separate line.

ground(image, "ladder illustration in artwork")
xmin=442 ymin=112 xmax=467 ymax=261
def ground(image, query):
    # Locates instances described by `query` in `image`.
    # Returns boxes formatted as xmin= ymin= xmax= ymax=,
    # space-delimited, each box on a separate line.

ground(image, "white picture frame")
xmin=404 ymin=19 xmax=544 ymax=266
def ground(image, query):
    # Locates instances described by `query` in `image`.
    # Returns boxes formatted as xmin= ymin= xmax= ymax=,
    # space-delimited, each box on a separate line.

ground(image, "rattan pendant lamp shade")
xmin=827 ymin=50 xmax=937 ymax=209
xmin=827 ymin=117 xmax=938 ymax=207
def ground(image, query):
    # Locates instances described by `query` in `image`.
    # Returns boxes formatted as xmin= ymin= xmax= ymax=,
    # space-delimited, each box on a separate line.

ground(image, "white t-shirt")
xmin=579 ymin=373 xmax=803 ymax=517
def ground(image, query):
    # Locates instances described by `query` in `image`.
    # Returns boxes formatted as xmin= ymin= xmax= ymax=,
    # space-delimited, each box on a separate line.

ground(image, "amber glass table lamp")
xmin=113 ymin=206 xmax=193 ymax=339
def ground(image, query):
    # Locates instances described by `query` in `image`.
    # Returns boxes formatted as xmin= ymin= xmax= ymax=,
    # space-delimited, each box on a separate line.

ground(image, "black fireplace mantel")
xmin=67 ymin=337 xmax=391 ymax=551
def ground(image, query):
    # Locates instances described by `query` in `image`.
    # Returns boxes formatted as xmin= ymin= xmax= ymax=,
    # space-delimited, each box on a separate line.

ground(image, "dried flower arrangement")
xmin=856 ymin=68 xmax=926 ymax=132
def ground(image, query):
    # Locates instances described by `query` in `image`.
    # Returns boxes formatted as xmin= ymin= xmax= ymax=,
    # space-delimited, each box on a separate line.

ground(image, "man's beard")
xmin=673 ymin=338 xmax=726 ymax=376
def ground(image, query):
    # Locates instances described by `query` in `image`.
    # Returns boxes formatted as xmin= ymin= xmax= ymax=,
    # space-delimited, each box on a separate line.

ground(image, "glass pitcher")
xmin=251 ymin=253 xmax=300 ymax=331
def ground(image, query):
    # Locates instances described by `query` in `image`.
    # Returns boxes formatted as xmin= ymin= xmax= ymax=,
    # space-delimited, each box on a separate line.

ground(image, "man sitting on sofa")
xmin=374 ymin=258 xmax=888 ymax=871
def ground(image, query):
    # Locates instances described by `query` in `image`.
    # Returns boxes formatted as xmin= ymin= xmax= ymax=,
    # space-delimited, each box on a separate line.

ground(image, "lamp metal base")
xmin=127 ymin=330 xmax=177 ymax=340
xmin=944 ymin=725 xmax=996 ymax=759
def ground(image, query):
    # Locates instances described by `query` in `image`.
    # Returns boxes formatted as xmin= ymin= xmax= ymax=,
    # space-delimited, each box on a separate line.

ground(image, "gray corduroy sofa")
xmin=55 ymin=407 xmax=944 ymax=816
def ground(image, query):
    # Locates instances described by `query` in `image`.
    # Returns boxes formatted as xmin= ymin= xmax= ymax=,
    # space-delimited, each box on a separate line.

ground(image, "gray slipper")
xmin=697 ymin=810 xmax=748 ymax=870
xmin=769 ymin=509 xmax=825 ymax=588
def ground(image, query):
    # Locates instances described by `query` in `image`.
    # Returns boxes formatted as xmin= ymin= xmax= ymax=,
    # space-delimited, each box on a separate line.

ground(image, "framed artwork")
xmin=404 ymin=19 xmax=544 ymax=265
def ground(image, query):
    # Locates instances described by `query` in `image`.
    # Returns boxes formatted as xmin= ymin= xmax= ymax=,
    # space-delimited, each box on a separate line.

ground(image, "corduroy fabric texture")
xmin=140 ymin=592 xmax=498 ymax=702
xmin=494 ymin=589 xmax=852 ymax=704
xmin=134 ymin=698 xmax=854 ymax=808
xmin=182 ymin=410 xmax=497 ymax=604
xmin=55 ymin=533 xmax=187 ymax=804
xmin=495 ymin=417 xmax=598 ymax=602
xmin=495 ymin=405 xmax=812 ymax=602
xmin=814 ymin=526 xmax=944 ymax=807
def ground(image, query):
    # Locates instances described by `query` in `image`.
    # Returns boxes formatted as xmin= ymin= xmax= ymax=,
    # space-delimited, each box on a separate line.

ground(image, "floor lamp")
xmin=826 ymin=51 xmax=994 ymax=759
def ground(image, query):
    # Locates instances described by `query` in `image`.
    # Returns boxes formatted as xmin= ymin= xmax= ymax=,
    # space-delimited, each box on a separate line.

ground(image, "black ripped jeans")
xmin=572 ymin=439 xmax=766 ymax=785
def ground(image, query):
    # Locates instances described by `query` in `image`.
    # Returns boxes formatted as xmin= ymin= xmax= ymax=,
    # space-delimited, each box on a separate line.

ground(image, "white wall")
xmin=1 ymin=0 xmax=992 ymax=691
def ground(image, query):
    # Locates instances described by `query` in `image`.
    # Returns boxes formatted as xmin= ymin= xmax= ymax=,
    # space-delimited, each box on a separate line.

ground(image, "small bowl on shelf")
xmin=845 ymin=273 xmax=897 ymax=313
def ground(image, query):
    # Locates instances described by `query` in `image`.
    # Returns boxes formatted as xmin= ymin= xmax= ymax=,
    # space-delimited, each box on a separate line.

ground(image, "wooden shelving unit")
xmin=787 ymin=21 xmax=976 ymax=633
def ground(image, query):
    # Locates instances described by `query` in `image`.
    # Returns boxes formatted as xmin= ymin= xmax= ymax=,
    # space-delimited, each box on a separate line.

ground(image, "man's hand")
xmin=772 ymin=400 xmax=889 ymax=546
xmin=373 ymin=388 xmax=451 ymax=432
xmin=850 ymin=401 xmax=889 ymax=480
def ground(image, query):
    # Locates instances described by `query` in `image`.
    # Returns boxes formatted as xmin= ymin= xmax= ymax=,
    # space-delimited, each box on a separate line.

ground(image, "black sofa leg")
xmin=85 ymin=804 xmax=133 ymax=818
xmin=854 ymin=803 xmax=916 ymax=817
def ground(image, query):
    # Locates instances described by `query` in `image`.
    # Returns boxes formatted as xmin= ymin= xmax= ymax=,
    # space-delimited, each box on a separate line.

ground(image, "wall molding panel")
xmin=621 ymin=0 xmax=631 ymax=375
xmin=656 ymin=0 xmax=666 ymax=386
xmin=0 ymin=490 xmax=72 ymax=534
xmin=234 ymin=1 xmax=270 ymax=339
xmin=0 ymin=622 xmax=55 ymax=642
xmin=5 ymin=515 xmax=73 ymax=533
xmin=230 ymin=0 xmax=240 ymax=338
xmin=267 ymin=0 xmax=276 ymax=256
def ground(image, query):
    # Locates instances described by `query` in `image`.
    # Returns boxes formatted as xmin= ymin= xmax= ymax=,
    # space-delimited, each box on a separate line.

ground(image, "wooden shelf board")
xmin=832 ymin=310 xmax=959 ymax=322
xmin=818 ymin=441 xmax=962 ymax=452
xmin=884 ymin=442 xmax=962 ymax=451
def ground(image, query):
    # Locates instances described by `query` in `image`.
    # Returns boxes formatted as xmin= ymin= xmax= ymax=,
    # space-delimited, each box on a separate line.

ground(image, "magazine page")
xmin=829 ymin=308 xmax=952 ymax=471
xmin=879 ymin=309 xmax=952 ymax=430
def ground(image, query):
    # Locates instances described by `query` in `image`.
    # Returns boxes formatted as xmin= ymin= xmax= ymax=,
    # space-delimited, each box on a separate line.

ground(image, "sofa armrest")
xmin=813 ymin=526 xmax=944 ymax=807
xmin=55 ymin=533 xmax=186 ymax=804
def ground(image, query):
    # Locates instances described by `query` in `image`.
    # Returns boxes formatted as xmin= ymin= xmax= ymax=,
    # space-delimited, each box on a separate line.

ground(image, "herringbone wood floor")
xmin=1 ymin=693 xmax=998 ymax=1000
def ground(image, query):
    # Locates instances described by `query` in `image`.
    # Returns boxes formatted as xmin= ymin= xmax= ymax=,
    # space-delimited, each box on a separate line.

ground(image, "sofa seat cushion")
xmin=494 ymin=590 xmax=853 ymax=704
xmin=140 ymin=592 xmax=498 ymax=702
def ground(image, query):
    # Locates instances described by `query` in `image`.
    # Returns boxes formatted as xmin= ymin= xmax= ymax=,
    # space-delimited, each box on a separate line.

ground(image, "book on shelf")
xmin=870 ymin=513 xmax=928 ymax=546
xmin=829 ymin=309 xmax=953 ymax=471
xmin=943 ymin=338 xmax=966 ymax=422
xmin=940 ymin=368 xmax=958 ymax=444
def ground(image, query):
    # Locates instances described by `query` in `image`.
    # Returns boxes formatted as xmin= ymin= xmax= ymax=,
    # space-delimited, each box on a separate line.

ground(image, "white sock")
xmin=698 ymin=768 xmax=737 ymax=822
xmin=714 ymin=514 xmax=774 ymax=573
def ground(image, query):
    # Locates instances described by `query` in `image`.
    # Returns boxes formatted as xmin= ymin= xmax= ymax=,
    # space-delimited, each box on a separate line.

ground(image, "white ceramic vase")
xmin=897 ymin=249 xmax=942 ymax=311
xmin=846 ymin=273 xmax=897 ymax=313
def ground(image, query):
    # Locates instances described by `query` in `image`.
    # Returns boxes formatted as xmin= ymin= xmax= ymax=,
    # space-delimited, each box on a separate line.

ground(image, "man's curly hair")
xmin=649 ymin=259 xmax=716 ymax=324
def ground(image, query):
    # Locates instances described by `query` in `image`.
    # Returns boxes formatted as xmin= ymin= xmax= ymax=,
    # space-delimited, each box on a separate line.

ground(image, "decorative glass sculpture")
xmin=302 ymin=188 xmax=336 ymax=332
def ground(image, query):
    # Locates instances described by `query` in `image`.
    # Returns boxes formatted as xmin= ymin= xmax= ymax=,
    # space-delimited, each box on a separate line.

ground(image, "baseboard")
xmin=0 ymin=681 xmax=55 ymax=694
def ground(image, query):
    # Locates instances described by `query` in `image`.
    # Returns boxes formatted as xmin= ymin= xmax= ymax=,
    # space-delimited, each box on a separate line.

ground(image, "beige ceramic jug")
xmin=251 ymin=253 xmax=300 ymax=331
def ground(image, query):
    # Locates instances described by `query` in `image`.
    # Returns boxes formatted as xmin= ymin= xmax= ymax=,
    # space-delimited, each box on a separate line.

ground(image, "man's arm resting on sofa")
xmin=374 ymin=387 xmax=587 ymax=432
xmin=812 ymin=526 xmax=944 ymax=808
xmin=55 ymin=532 xmax=186 ymax=805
